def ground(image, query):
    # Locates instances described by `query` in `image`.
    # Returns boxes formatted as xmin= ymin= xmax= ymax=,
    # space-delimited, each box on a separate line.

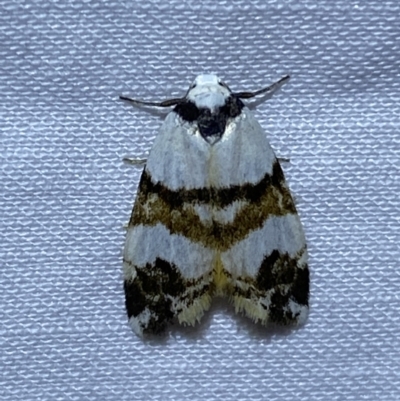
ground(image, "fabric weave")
xmin=1 ymin=1 xmax=399 ymax=400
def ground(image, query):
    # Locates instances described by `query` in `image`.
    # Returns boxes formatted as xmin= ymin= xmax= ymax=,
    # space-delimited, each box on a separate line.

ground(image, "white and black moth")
xmin=121 ymin=74 xmax=309 ymax=336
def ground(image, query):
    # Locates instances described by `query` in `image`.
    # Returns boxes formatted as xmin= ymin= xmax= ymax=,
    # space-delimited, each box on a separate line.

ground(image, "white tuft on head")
xmin=186 ymin=74 xmax=231 ymax=110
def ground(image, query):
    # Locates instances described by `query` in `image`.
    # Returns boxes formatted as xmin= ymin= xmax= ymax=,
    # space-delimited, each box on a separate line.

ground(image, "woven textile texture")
xmin=1 ymin=1 xmax=399 ymax=400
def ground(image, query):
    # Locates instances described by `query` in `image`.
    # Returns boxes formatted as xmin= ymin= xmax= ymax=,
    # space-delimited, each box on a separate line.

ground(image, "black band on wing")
xmin=138 ymin=160 xmax=285 ymax=209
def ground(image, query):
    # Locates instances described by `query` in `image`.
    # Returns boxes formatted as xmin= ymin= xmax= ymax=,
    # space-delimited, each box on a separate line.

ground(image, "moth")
xmin=121 ymin=74 xmax=309 ymax=336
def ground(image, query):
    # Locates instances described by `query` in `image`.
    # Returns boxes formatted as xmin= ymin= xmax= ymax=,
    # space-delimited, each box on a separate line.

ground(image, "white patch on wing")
xmin=192 ymin=200 xmax=248 ymax=224
xmin=146 ymin=108 xmax=276 ymax=190
xmin=123 ymin=262 xmax=137 ymax=282
xmin=145 ymin=113 xmax=210 ymax=190
xmin=128 ymin=308 xmax=152 ymax=337
xmin=221 ymin=214 xmax=307 ymax=277
xmin=285 ymin=299 xmax=309 ymax=325
xmin=124 ymin=223 xmax=214 ymax=279
xmin=208 ymin=109 xmax=276 ymax=187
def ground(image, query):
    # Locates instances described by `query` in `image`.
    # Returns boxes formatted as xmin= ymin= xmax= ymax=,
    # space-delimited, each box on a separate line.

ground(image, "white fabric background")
xmin=1 ymin=1 xmax=399 ymax=400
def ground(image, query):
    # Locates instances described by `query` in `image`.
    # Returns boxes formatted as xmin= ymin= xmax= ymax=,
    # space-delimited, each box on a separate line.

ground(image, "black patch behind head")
xmin=173 ymin=96 xmax=244 ymax=143
xmin=174 ymin=101 xmax=199 ymax=122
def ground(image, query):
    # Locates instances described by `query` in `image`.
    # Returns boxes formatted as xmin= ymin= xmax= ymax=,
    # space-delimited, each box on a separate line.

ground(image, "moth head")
xmin=119 ymin=74 xmax=290 ymax=112
xmin=186 ymin=74 xmax=232 ymax=111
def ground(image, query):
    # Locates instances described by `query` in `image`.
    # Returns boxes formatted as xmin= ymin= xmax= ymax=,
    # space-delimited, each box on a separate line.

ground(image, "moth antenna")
xmin=233 ymin=75 xmax=290 ymax=99
xmin=119 ymin=95 xmax=184 ymax=108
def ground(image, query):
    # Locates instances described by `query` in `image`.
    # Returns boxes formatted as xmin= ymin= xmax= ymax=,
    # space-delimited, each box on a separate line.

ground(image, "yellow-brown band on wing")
xmin=128 ymin=161 xmax=297 ymax=250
